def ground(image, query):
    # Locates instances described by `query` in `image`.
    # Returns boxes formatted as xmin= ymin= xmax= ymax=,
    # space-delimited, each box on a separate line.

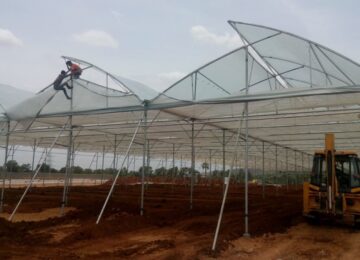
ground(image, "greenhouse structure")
xmin=2 ymin=21 xmax=360 ymax=248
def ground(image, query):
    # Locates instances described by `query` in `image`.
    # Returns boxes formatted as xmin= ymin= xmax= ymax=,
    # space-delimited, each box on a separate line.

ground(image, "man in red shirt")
xmin=66 ymin=61 xmax=82 ymax=79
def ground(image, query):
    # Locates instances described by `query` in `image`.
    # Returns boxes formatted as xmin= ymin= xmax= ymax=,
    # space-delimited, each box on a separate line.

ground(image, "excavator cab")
xmin=311 ymin=154 xmax=360 ymax=193
xmin=304 ymin=134 xmax=360 ymax=224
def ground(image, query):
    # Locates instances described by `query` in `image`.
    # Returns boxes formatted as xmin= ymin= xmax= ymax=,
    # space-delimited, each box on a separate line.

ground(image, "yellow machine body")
xmin=303 ymin=133 xmax=360 ymax=223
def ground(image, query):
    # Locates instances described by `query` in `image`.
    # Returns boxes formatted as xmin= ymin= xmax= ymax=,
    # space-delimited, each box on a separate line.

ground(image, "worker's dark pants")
xmin=54 ymin=82 xmax=72 ymax=99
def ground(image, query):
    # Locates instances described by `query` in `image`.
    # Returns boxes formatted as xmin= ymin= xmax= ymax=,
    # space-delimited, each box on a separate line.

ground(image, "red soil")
xmin=0 ymin=179 xmax=302 ymax=259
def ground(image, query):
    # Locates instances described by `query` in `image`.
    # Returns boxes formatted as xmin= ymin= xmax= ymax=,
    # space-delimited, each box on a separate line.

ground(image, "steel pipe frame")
xmin=262 ymin=141 xmax=265 ymax=198
xmin=190 ymin=119 xmax=195 ymax=210
xmin=244 ymin=46 xmax=250 ymax=237
xmin=0 ymin=120 xmax=10 ymax=212
xmin=140 ymin=108 xmax=148 ymax=216
xmin=96 ymin=116 xmax=143 ymax=224
xmin=212 ymin=102 xmax=247 ymax=250
xmin=9 ymin=119 xmax=70 ymax=221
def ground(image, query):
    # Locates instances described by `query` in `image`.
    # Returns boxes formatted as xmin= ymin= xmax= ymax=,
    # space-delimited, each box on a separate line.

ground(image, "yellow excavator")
xmin=303 ymin=133 xmax=360 ymax=225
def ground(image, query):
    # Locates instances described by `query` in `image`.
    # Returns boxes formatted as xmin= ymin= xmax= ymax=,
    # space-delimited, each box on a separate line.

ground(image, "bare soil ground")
xmin=0 ymin=178 xmax=349 ymax=259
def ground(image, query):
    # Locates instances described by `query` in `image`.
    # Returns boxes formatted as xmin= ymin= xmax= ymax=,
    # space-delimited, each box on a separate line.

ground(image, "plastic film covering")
xmin=6 ymin=22 xmax=360 ymax=162
xmin=229 ymin=21 xmax=360 ymax=89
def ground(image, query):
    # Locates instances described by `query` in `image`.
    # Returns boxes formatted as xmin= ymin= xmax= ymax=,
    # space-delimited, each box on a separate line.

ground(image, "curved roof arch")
xmin=152 ymin=21 xmax=360 ymax=106
xmin=228 ymin=20 xmax=360 ymax=89
xmin=6 ymin=56 xmax=158 ymax=121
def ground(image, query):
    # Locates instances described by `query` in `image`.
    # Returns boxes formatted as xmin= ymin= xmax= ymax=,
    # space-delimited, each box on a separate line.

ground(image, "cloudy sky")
xmin=1 ymin=0 xmax=360 ymax=94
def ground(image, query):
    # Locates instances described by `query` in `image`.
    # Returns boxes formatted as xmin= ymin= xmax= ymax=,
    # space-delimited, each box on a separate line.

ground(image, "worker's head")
xmin=61 ymin=70 xmax=66 ymax=75
xmin=66 ymin=60 xmax=72 ymax=66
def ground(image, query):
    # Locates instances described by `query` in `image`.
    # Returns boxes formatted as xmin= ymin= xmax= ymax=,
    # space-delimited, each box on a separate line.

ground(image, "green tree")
xmin=138 ymin=166 xmax=153 ymax=176
xmin=179 ymin=167 xmax=191 ymax=177
xmin=6 ymin=160 xmax=19 ymax=172
xmin=167 ymin=166 xmax=178 ymax=177
xmin=37 ymin=163 xmax=50 ymax=173
xmin=83 ymin=168 xmax=93 ymax=174
xmin=154 ymin=167 xmax=167 ymax=176
xmin=201 ymin=162 xmax=209 ymax=177
xmin=20 ymin=163 xmax=31 ymax=172
xmin=72 ymin=166 xmax=84 ymax=174
xmin=120 ymin=167 xmax=128 ymax=175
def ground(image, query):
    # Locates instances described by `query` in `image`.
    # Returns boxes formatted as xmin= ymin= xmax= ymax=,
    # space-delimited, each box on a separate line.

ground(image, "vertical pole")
xmin=140 ymin=108 xmax=147 ymax=216
xmin=95 ymin=152 xmax=99 ymax=170
xmin=101 ymin=145 xmax=105 ymax=184
xmin=95 ymin=152 xmax=98 ymax=184
xmin=9 ymin=120 xmax=70 ymax=220
xmin=294 ymin=151 xmax=297 ymax=188
xmin=31 ymin=139 xmax=37 ymax=171
xmin=0 ymin=120 xmax=10 ymax=212
xmin=243 ymin=46 xmax=250 ymax=237
xmin=286 ymin=148 xmax=289 ymax=191
xmin=275 ymin=145 xmax=278 ymax=196
xmin=60 ymin=116 xmax=72 ymax=215
xmin=127 ymin=149 xmax=130 ymax=171
xmin=146 ymin=139 xmax=150 ymax=189
xmin=262 ymin=142 xmax=265 ymax=198
xmin=209 ymin=149 xmax=212 ymax=178
xmin=165 ymin=153 xmax=168 ymax=169
xmin=96 ymin=118 xmax=143 ymax=224
xmin=275 ymin=145 xmax=278 ymax=175
xmin=212 ymin=104 xmax=247 ymax=251
xmin=301 ymin=152 xmax=304 ymax=182
xmin=61 ymin=77 xmax=74 ymax=215
xmin=308 ymin=154 xmax=311 ymax=182
xmin=172 ymin=143 xmax=175 ymax=188
xmin=43 ymin=148 xmax=47 ymax=186
xmin=106 ymin=74 xmax=109 ymax=107
xmin=190 ymin=119 xmax=195 ymax=210
xmin=254 ymin=156 xmax=257 ymax=183
xmin=222 ymin=130 xmax=226 ymax=174
xmin=209 ymin=149 xmax=212 ymax=187
xmin=222 ymin=129 xmax=226 ymax=194
xmin=113 ymin=135 xmax=117 ymax=171
xmin=69 ymin=142 xmax=75 ymax=189
xmin=9 ymin=146 xmax=15 ymax=188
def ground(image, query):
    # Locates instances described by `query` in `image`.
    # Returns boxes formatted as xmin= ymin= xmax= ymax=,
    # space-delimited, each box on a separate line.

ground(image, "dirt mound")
xmin=0 ymin=182 xmax=303 ymax=258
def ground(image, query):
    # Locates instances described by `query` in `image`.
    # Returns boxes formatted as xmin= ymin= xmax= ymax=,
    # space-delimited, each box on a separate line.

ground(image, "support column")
xmin=101 ymin=145 xmax=105 ymax=184
xmin=165 ymin=153 xmax=168 ymax=169
xmin=0 ymin=120 xmax=10 ymax=212
xmin=275 ymin=145 xmax=278 ymax=195
xmin=275 ymin=145 xmax=278 ymax=175
xmin=9 ymin=120 xmax=70 ymax=220
xmin=286 ymin=148 xmax=289 ymax=191
xmin=243 ymin=46 xmax=250 ymax=237
xmin=190 ymin=119 xmax=195 ymax=210
xmin=262 ymin=142 xmax=265 ymax=198
xmin=294 ymin=151 xmax=297 ymax=188
xmin=301 ymin=152 xmax=304 ymax=182
xmin=31 ymin=139 xmax=37 ymax=171
xmin=61 ymin=116 xmax=73 ymax=215
xmin=209 ymin=149 xmax=212 ymax=186
xmin=222 ymin=129 xmax=226 ymax=175
xmin=113 ymin=135 xmax=117 ymax=171
xmin=222 ymin=129 xmax=226 ymax=194
xmin=96 ymin=117 xmax=142 ymax=224
xmin=172 ymin=143 xmax=175 ymax=188
xmin=140 ymin=108 xmax=148 ymax=216
xmin=146 ymin=139 xmax=150 ymax=190
xmin=9 ymin=145 xmax=15 ymax=188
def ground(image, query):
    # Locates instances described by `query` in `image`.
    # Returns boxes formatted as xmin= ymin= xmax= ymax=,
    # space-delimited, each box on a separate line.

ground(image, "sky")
xmin=1 ymin=0 xmax=360 ymax=94
xmin=1 ymin=0 xmax=360 ymax=169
